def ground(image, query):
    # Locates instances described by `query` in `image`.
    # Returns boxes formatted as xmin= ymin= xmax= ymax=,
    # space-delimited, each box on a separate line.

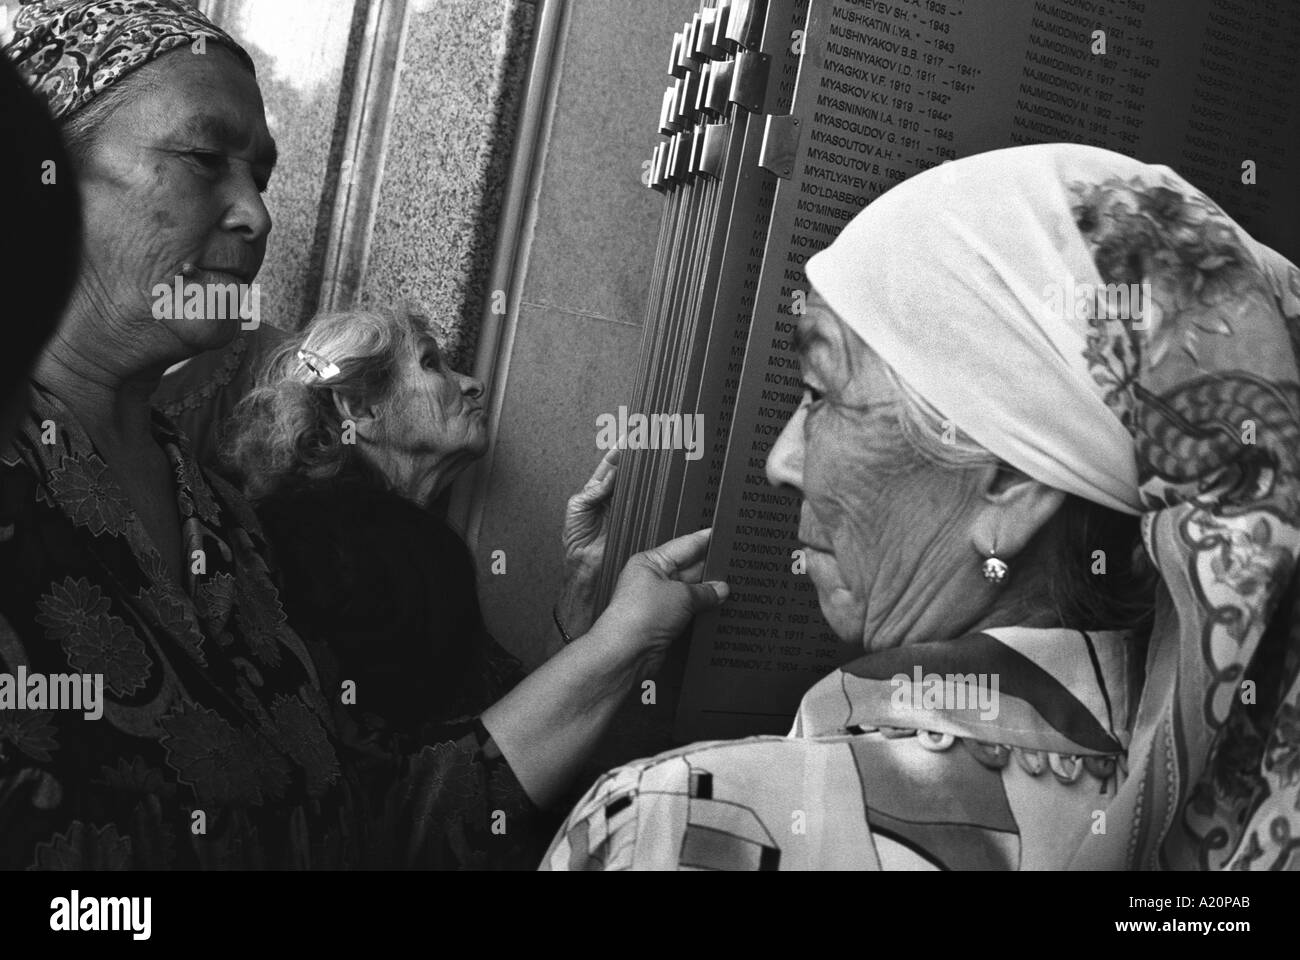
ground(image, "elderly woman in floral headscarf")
xmin=0 ymin=0 xmax=724 ymax=871
xmin=545 ymin=143 xmax=1300 ymax=871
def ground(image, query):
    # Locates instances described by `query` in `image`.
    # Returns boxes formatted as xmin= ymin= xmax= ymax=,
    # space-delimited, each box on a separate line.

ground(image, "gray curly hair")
xmin=224 ymin=303 xmax=435 ymax=500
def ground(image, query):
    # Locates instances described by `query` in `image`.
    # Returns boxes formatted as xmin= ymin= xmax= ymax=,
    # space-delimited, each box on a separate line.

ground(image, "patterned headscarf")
xmin=807 ymin=143 xmax=1300 ymax=869
xmin=3 ymin=0 xmax=255 ymax=121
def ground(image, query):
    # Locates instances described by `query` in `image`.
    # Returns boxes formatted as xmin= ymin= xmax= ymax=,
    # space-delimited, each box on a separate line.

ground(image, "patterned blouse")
xmin=0 ymin=384 xmax=535 ymax=870
xmin=544 ymin=626 xmax=1140 ymax=870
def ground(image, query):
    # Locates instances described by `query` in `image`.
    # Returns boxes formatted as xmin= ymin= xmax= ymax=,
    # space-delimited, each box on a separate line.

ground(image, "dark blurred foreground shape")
xmin=0 ymin=52 xmax=80 ymax=445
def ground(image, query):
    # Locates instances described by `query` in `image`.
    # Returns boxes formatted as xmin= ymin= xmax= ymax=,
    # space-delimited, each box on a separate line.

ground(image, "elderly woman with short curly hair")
xmin=225 ymin=302 xmax=726 ymax=867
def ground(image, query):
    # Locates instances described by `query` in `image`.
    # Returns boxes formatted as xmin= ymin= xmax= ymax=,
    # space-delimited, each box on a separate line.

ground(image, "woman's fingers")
xmin=677 ymin=557 xmax=707 ymax=583
xmin=641 ymin=527 xmax=713 ymax=575
xmin=587 ymin=446 xmax=621 ymax=489
xmin=686 ymin=580 xmax=729 ymax=608
xmin=568 ymin=447 xmax=621 ymax=517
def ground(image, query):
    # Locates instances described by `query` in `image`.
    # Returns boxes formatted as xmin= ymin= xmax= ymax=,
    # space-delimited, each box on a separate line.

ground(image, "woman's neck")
xmin=365 ymin=447 xmax=473 ymax=509
xmin=34 ymin=323 xmax=164 ymax=449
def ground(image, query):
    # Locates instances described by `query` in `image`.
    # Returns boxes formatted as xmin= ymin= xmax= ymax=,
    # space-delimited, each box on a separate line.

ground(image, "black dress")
xmin=255 ymin=469 xmax=553 ymax=869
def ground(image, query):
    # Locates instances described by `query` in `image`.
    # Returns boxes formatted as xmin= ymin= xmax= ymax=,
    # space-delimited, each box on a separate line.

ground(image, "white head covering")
xmin=805 ymin=143 xmax=1189 ymax=514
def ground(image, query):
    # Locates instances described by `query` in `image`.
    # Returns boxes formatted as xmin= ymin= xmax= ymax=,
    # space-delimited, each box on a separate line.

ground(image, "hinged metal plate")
xmin=729 ymin=48 xmax=770 ymax=113
xmin=659 ymin=85 xmax=678 ymax=135
xmin=676 ymin=21 xmax=694 ymax=74
xmin=700 ymin=122 xmax=729 ymax=180
xmin=649 ymin=142 xmax=666 ymax=191
xmin=697 ymin=63 xmax=715 ymax=114
xmin=678 ymin=70 xmax=700 ymax=123
xmin=668 ymin=32 xmax=685 ymax=79
xmin=724 ymin=0 xmax=766 ymax=49
xmin=758 ymin=114 xmax=800 ymax=178
xmin=705 ymin=59 xmax=733 ymax=114
xmin=712 ymin=0 xmax=733 ymax=52
xmin=685 ymin=13 xmax=703 ymax=65
xmin=688 ymin=123 xmax=706 ymax=176
xmin=671 ymin=131 xmax=691 ymax=180
xmin=696 ymin=7 xmax=722 ymax=59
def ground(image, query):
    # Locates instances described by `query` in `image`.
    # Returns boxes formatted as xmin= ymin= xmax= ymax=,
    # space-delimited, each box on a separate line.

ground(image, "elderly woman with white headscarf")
xmin=544 ymin=143 xmax=1300 ymax=871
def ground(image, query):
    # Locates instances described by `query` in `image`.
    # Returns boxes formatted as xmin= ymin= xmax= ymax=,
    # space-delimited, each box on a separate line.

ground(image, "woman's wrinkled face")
xmin=766 ymin=292 xmax=982 ymax=652
xmin=378 ymin=332 xmax=488 ymax=462
xmin=75 ymin=47 xmax=276 ymax=358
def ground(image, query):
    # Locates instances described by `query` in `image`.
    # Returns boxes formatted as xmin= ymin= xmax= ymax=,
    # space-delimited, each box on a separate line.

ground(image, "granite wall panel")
xmin=361 ymin=0 xmax=536 ymax=372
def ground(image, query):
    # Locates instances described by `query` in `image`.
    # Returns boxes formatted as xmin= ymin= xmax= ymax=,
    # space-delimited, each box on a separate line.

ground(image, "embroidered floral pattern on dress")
xmin=35 ymin=576 xmax=151 ymax=696
xmin=31 ymin=821 xmax=134 ymax=871
xmin=174 ymin=454 xmax=221 ymax=526
xmin=136 ymin=584 xmax=206 ymax=666
xmin=157 ymin=700 xmax=291 ymax=807
xmin=47 ymin=454 xmax=133 ymax=537
xmin=233 ymin=565 xmax=289 ymax=669
xmin=0 ymin=710 xmax=60 ymax=764
xmin=195 ymin=572 xmax=237 ymax=632
xmin=268 ymin=693 xmax=340 ymax=800
xmin=93 ymin=755 xmax=175 ymax=802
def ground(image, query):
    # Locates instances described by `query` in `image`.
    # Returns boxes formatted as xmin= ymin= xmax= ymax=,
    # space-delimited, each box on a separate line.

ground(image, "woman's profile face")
xmin=74 ymin=46 xmax=276 ymax=359
xmin=766 ymin=292 xmax=984 ymax=651
xmin=377 ymin=332 xmax=488 ymax=464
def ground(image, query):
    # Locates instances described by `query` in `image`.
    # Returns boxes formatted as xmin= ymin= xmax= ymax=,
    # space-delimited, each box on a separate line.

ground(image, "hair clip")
xmin=297 ymin=348 xmax=341 ymax=382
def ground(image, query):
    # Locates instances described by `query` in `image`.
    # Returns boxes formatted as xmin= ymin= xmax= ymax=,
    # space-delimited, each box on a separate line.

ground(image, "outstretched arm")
xmin=482 ymin=527 xmax=727 ymax=809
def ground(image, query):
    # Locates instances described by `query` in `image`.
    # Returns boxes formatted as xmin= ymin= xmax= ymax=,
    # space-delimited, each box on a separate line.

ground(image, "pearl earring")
xmin=981 ymin=546 xmax=1009 ymax=584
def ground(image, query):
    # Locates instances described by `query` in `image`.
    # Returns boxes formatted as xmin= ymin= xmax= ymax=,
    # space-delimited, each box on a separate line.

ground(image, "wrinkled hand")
xmin=595 ymin=527 xmax=729 ymax=676
xmin=555 ymin=449 xmax=620 ymax=641
xmin=562 ymin=447 xmax=620 ymax=579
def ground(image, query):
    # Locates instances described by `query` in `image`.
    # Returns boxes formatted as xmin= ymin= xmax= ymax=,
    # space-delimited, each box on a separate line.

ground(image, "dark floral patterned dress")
xmin=0 ymin=384 xmax=539 ymax=869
